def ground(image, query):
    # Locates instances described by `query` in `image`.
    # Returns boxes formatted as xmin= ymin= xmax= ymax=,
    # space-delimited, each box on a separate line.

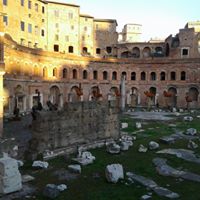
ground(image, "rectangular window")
xmin=68 ymin=12 xmax=73 ymax=19
xmin=55 ymin=34 xmax=59 ymax=41
xmin=42 ymin=6 xmax=45 ymax=14
xmin=28 ymin=24 xmax=32 ymax=33
xmin=71 ymin=25 xmax=74 ymax=30
xmin=84 ymin=26 xmax=87 ymax=31
xmin=54 ymin=10 xmax=59 ymax=17
xmin=42 ymin=19 xmax=45 ymax=23
xmin=21 ymin=21 xmax=25 ymax=31
xmin=182 ymin=48 xmax=188 ymax=55
xmin=41 ymin=29 xmax=45 ymax=37
xmin=3 ymin=16 xmax=8 ymax=26
xmin=55 ymin=23 xmax=59 ymax=28
xmin=65 ymin=35 xmax=69 ymax=42
xmin=28 ymin=0 xmax=31 ymax=9
xmin=35 ymin=26 xmax=39 ymax=35
xmin=35 ymin=3 xmax=38 ymax=12
xmin=3 ymin=0 xmax=7 ymax=6
xmin=21 ymin=0 xmax=24 ymax=6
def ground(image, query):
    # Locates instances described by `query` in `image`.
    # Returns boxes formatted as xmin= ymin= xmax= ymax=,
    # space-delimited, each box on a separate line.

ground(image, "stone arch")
xmin=62 ymin=68 xmax=67 ymax=79
xmin=112 ymin=71 xmax=117 ymax=80
xmin=130 ymin=87 xmax=138 ymax=107
xmin=83 ymin=70 xmax=88 ymax=79
xmin=131 ymin=72 xmax=136 ymax=80
xmin=14 ymin=84 xmax=26 ymax=112
xmin=150 ymin=72 xmax=156 ymax=81
xmin=141 ymin=71 xmax=146 ymax=80
xmin=142 ymin=47 xmax=151 ymax=58
xmin=149 ymin=87 xmax=157 ymax=106
xmin=160 ymin=71 xmax=166 ymax=81
xmin=49 ymin=85 xmax=60 ymax=106
xmin=53 ymin=67 xmax=58 ymax=77
xmin=121 ymin=51 xmax=132 ymax=58
xmin=188 ymin=87 xmax=199 ymax=101
xmin=109 ymin=86 xmax=120 ymax=100
xmin=34 ymin=65 xmax=39 ymax=76
xmin=70 ymin=85 xmax=82 ymax=102
xmin=90 ymin=86 xmax=102 ymax=100
xmin=168 ymin=87 xmax=177 ymax=107
xmin=103 ymin=71 xmax=108 ymax=80
xmin=43 ymin=67 xmax=48 ymax=78
xmin=82 ymin=47 xmax=88 ymax=54
xmin=72 ymin=69 xmax=77 ymax=79
xmin=132 ymin=47 xmax=140 ymax=58
xmin=180 ymin=71 xmax=186 ymax=80
xmin=121 ymin=71 xmax=127 ymax=80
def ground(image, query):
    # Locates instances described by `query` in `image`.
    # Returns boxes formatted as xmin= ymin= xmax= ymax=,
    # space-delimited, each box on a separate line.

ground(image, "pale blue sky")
xmin=54 ymin=0 xmax=200 ymax=41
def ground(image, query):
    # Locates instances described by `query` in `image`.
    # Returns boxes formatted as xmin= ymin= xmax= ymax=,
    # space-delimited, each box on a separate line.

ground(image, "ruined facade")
xmin=0 ymin=0 xmax=200 ymax=115
xmin=31 ymin=101 xmax=119 ymax=152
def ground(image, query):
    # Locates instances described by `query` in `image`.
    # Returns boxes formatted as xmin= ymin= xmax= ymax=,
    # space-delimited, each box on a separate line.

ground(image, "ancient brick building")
xmin=0 ymin=0 xmax=200 ymax=116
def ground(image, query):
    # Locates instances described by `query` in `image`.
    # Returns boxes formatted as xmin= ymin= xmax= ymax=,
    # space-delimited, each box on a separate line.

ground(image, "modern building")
xmin=0 ymin=0 xmax=200 ymax=117
xmin=119 ymin=23 xmax=142 ymax=43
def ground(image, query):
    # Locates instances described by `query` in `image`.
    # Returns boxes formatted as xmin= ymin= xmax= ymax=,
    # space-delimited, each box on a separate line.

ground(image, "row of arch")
xmin=42 ymin=67 xmax=187 ymax=81
xmin=4 ymin=84 xmax=199 ymax=115
xmin=121 ymin=46 xmax=164 ymax=58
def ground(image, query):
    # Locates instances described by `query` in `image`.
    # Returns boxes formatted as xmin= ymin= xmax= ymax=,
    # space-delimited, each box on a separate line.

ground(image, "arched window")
xmin=93 ymin=70 xmax=98 ymax=80
xmin=160 ymin=72 xmax=166 ymax=81
xmin=171 ymin=71 xmax=176 ymax=80
xmin=96 ymin=48 xmax=101 ymax=54
xmin=131 ymin=72 xmax=136 ymax=80
xmin=72 ymin=69 xmax=77 ymax=79
xmin=69 ymin=46 xmax=74 ymax=53
xmin=150 ymin=72 xmax=156 ymax=81
xmin=141 ymin=72 xmax=146 ymax=80
xmin=53 ymin=68 xmax=57 ymax=77
xmin=43 ymin=67 xmax=47 ymax=78
xmin=62 ymin=68 xmax=67 ymax=78
xmin=34 ymin=66 xmax=39 ymax=76
xmin=181 ymin=71 xmax=186 ymax=80
xmin=82 ymin=47 xmax=87 ymax=54
xmin=103 ymin=71 xmax=108 ymax=80
xmin=112 ymin=71 xmax=117 ymax=80
xmin=132 ymin=47 xmax=140 ymax=58
xmin=83 ymin=70 xmax=87 ymax=79
xmin=122 ymin=71 xmax=127 ymax=80
xmin=106 ymin=46 xmax=112 ymax=54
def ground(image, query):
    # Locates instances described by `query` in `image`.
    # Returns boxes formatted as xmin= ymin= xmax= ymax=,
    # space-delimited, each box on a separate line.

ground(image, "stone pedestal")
xmin=0 ymin=155 xmax=22 ymax=194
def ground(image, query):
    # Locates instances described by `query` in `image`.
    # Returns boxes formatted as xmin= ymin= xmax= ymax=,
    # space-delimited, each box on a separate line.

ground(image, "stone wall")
xmin=31 ymin=101 xmax=120 ymax=153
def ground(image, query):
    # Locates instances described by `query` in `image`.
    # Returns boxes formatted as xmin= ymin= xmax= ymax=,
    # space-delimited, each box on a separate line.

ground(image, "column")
xmin=120 ymin=75 xmax=126 ymax=111
xmin=0 ymin=71 xmax=5 ymax=137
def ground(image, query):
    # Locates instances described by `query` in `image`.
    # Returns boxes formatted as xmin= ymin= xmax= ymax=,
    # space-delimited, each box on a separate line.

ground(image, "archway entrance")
xmin=186 ymin=87 xmax=199 ymax=108
xmin=130 ymin=87 xmax=138 ymax=107
xmin=168 ymin=87 xmax=177 ymax=107
xmin=14 ymin=85 xmax=26 ymax=112
xmin=90 ymin=86 xmax=102 ymax=101
xmin=49 ymin=86 xmax=60 ymax=106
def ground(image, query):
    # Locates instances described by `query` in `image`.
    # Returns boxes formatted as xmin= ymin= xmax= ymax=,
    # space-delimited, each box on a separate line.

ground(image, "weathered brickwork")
xmin=0 ymin=0 xmax=200 ymax=114
xmin=31 ymin=101 xmax=119 ymax=152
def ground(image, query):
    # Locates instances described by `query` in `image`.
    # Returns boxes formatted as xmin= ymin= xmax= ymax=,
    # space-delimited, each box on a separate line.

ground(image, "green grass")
xmin=20 ymin=112 xmax=200 ymax=200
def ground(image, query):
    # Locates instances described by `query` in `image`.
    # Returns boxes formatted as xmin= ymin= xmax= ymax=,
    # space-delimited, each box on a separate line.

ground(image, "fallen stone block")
xmin=105 ymin=164 xmax=124 ymax=183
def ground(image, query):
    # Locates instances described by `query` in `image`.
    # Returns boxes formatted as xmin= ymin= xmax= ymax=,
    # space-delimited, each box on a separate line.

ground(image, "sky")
xmin=53 ymin=0 xmax=200 ymax=41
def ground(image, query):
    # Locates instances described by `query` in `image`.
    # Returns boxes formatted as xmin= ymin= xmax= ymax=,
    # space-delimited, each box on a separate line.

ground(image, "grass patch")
xmin=20 ymin=112 xmax=200 ymax=200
